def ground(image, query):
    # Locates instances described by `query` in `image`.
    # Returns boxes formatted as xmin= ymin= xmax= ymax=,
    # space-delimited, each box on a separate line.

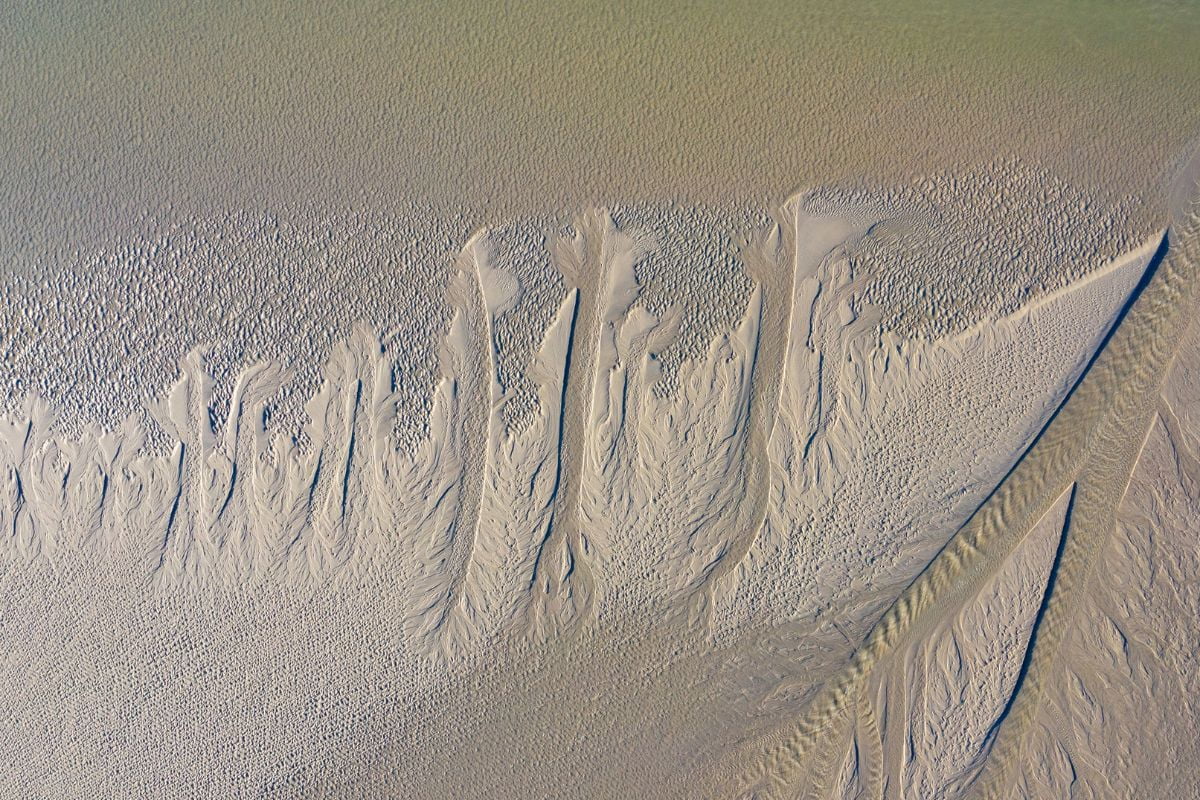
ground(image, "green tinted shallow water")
xmin=2 ymin=0 xmax=1198 ymax=242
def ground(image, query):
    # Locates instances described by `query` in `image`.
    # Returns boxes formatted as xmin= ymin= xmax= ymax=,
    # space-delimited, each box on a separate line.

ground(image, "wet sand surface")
xmin=2 ymin=4 xmax=1199 ymax=798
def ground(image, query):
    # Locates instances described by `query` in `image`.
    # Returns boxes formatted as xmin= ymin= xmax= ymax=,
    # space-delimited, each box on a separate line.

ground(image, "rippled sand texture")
xmin=2 ymin=168 xmax=1198 ymax=796
xmin=3 ymin=3 xmax=1200 ymax=798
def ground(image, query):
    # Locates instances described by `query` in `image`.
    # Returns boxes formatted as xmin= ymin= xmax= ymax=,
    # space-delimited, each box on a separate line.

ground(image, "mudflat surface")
xmin=1 ymin=4 xmax=1199 ymax=798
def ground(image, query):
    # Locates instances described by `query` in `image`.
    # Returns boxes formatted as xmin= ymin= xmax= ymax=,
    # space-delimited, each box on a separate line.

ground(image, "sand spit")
xmin=1 ymin=170 xmax=1196 ymax=796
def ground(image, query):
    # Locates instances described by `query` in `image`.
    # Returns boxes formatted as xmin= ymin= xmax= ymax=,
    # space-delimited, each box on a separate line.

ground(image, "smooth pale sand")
xmin=2 ymin=3 xmax=1200 ymax=798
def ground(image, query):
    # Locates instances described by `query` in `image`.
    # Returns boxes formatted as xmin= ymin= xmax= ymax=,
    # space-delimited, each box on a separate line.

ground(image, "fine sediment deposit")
xmin=3 ymin=3 xmax=1200 ymax=798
